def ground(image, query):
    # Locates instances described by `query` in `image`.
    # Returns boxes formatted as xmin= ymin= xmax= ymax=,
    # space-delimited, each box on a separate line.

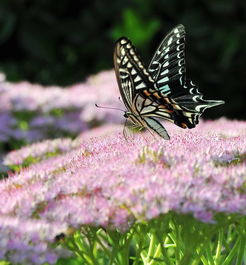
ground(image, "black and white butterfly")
xmin=114 ymin=24 xmax=225 ymax=140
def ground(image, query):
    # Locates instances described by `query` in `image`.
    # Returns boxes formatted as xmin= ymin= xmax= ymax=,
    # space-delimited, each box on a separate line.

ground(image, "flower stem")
xmin=215 ymin=228 xmax=223 ymax=264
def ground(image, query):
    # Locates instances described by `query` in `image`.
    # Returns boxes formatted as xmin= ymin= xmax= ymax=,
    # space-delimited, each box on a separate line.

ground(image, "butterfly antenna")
xmin=95 ymin=104 xmax=125 ymax=112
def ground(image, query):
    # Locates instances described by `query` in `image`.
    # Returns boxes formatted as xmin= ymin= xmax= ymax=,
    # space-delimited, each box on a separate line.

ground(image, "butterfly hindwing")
xmin=132 ymin=93 xmax=171 ymax=139
xmin=172 ymin=79 xmax=225 ymax=115
xmin=144 ymin=117 xmax=170 ymax=140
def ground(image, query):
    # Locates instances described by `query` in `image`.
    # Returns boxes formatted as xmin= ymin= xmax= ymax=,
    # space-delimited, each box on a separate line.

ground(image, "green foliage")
xmin=0 ymin=262 xmax=10 ymax=265
xmin=13 ymin=110 xmax=36 ymax=122
xmin=1 ymin=138 xmax=27 ymax=153
xmin=111 ymin=9 xmax=160 ymax=48
xmin=50 ymin=108 xmax=65 ymax=118
xmin=0 ymin=0 xmax=245 ymax=118
xmin=8 ymin=149 xmax=62 ymax=173
xmin=0 ymin=0 xmax=131 ymax=85
xmin=56 ymin=257 xmax=82 ymax=265
xmin=51 ymin=212 xmax=246 ymax=265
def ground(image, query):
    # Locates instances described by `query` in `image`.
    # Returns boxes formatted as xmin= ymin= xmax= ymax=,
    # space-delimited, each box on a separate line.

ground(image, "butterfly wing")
xmin=114 ymin=38 xmax=170 ymax=140
xmin=132 ymin=93 xmax=171 ymax=139
xmin=148 ymin=24 xmax=186 ymax=97
xmin=172 ymin=80 xmax=225 ymax=115
xmin=114 ymin=37 xmax=155 ymax=113
xmin=148 ymin=24 xmax=224 ymax=127
xmin=144 ymin=117 xmax=170 ymax=140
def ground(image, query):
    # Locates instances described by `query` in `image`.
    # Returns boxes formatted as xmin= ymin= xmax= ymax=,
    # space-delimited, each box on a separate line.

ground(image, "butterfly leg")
xmin=123 ymin=119 xmax=129 ymax=141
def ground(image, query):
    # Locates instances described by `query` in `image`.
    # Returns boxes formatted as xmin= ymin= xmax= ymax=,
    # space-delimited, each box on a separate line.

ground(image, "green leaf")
xmin=111 ymin=9 xmax=160 ymax=47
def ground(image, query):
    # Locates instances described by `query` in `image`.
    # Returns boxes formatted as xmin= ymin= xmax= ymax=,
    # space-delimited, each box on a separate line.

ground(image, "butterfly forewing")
xmin=148 ymin=24 xmax=186 ymax=97
xmin=113 ymin=37 xmax=171 ymax=140
xmin=147 ymin=24 xmax=224 ymax=127
xmin=114 ymin=38 xmax=154 ymax=108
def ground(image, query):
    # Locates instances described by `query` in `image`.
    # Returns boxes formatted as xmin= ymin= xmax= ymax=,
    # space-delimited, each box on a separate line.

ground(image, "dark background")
xmin=0 ymin=0 xmax=245 ymax=119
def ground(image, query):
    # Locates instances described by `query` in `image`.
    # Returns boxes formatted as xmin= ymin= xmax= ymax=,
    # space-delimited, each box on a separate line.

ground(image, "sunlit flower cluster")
xmin=0 ymin=118 xmax=245 ymax=264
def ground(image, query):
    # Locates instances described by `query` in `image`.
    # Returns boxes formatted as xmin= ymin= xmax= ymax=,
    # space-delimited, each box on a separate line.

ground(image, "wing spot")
xmin=174 ymin=28 xmax=179 ymax=34
xmin=136 ymin=82 xmax=146 ymax=89
xmin=134 ymin=75 xmax=141 ymax=82
xmin=160 ymin=69 xmax=169 ymax=76
xmin=153 ymin=92 xmax=161 ymax=99
xmin=167 ymin=37 xmax=173 ymax=46
xmin=156 ymin=111 xmax=171 ymax=118
xmin=157 ymin=76 xmax=169 ymax=84
xmin=130 ymin=49 xmax=135 ymax=55
xmin=163 ymin=61 xmax=169 ymax=67
xmin=143 ymin=69 xmax=149 ymax=75
xmin=127 ymin=62 xmax=132 ymax=68
xmin=177 ymin=51 xmax=184 ymax=58
xmin=160 ymin=84 xmax=170 ymax=93
xmin=188 ymin=118 xmax=193 ymax=124
xmin=143 ymin=90 xmax=151 ymax=96
xmin=120 ymin=39 xmax=127 ymax=44
xmin=178 ymin=59 xmax=184 ymax=66
xmin=173 ymin=104 xmax=182 ymax=110
xmin=164 ymin=98 xmax=171 ymax=104
xmin=121 ymin=49 xmax=126 ymax=56
xmin=178 ymin=67 xmax=184 ymax=75
xmin=122 ymin=57 xmax=128 ymax=65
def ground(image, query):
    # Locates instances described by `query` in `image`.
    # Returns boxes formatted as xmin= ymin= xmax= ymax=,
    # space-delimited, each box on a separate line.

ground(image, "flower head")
xmin=0 ymin=119 xmax=245 ymax=263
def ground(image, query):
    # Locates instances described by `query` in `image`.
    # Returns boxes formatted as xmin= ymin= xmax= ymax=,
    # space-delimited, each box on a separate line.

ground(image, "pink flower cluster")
xmin=3 ymin=138 xmax=80 ymax=166
xmin=0 ymin=70 xmax=123 ymax=145
xmin=0 ymin=118 xmax=245 ymax=264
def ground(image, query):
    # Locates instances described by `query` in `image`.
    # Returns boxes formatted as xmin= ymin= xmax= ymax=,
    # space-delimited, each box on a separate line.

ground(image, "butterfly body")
xmin=114 ymin=25 xmax=225 ymax=140
xmin=122 ymin=94 xmax=171 ymax=139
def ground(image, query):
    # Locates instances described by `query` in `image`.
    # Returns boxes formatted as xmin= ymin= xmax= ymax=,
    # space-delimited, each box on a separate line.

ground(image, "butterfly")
xmin=113 ymin=24 xmax=225 ymax=140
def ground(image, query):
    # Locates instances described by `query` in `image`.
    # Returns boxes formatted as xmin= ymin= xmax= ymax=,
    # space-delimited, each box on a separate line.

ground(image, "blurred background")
xmin=0 ymin=0 xmax=245 ymax=174
xmin=0 ymin=0 xmax=245 ymax=118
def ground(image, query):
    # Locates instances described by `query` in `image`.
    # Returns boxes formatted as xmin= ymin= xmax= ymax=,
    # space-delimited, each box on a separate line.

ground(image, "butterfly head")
xmin=123 ymin=111 xmax=141 ymax=125
xmin=123 ymin=112 xmax=129 ymax=118
xmin=124 ymin=111 xmax=145 ymax=128
xmin=123 ymin=111 xmax=138 ymax=121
